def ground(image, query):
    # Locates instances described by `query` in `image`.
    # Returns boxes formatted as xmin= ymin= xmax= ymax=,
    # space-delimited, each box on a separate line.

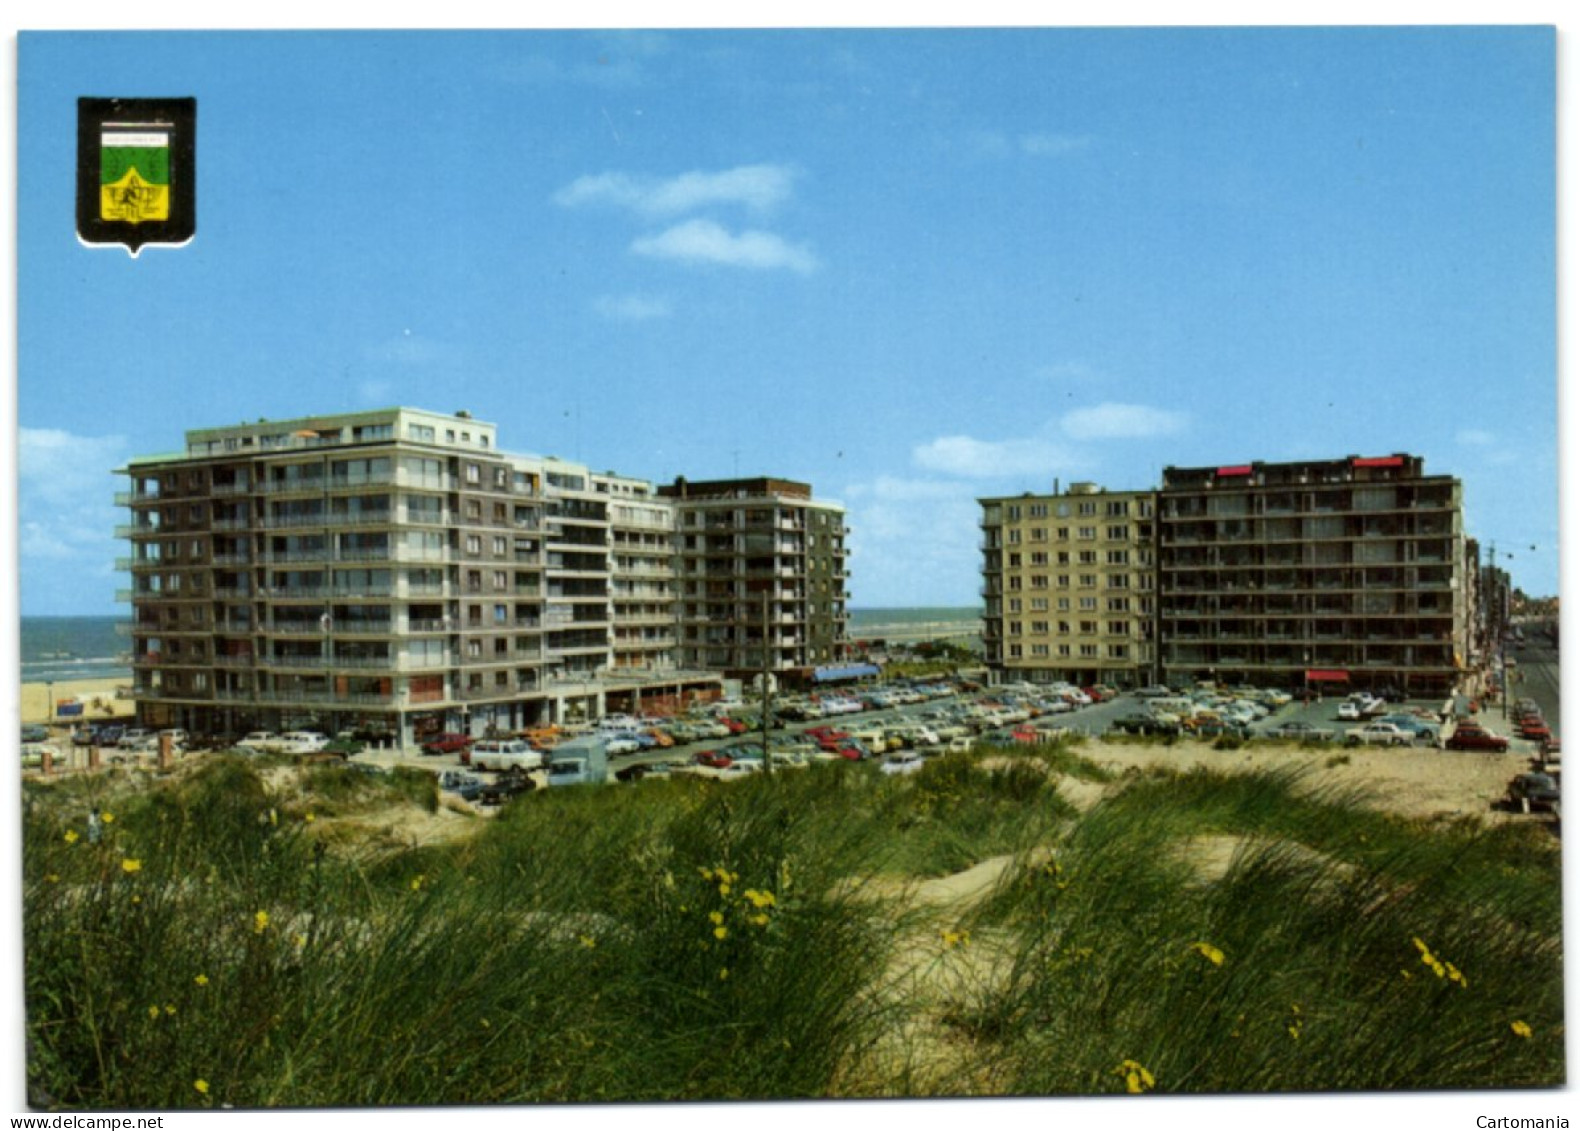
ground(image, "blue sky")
xmin=16 ymin=27 xmax=1557 ymax=614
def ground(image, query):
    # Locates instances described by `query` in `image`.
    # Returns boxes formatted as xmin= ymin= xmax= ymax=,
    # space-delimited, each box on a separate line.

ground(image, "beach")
xmin=20 ymin=678 xmax=136 ymax=727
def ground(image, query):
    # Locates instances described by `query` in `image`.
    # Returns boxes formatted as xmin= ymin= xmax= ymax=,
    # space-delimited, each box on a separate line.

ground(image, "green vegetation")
xmin=22 ymin=747 xmax=1562 ymax=1107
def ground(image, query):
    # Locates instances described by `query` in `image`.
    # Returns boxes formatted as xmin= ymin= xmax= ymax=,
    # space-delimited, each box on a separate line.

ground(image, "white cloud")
xmin=1060 ymin=402 xmax=1187 ymax=440
xmin=912 ymin=434 xmax=1078 ymax=478
xmin=19 ymin=428 xmax=129 ymax=507
xmin=631 ymin=219 xmax=818 ymax=274
xmin=554 ymin=164 xmax=797 ymax=216
xmin=842 ymin=476 xmax=985 ymax=605
xmin=1457 ymin=428 xmax=1496 ymax=446
xmin=594 ymin=293 xmax=673 ymax=321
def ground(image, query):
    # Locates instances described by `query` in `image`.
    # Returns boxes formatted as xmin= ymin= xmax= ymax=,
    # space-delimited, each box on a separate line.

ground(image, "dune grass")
xmin=21 ymin=746 xmax=1563 ymax=1107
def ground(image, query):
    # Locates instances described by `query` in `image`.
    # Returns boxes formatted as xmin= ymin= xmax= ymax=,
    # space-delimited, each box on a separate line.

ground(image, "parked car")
xmin=1518 ymin=718 xmax=1552 ymax=742
xmin=1345 ymin=722 xmax=1413 ymax=747
xmin=1504 ymin=772 xmax=1560 ymax=814
xmin=469 ymin=740 xmax=544 ymax=773
xmin=236 ymin=731 xmax=281 ymax=754
xmin=603 ymin=735 xmax=644 ymax=757
xmin=880 ymin=752 xmax=925 ymax=776
xmin=421 ymin=733 xmax=474 ymax=757
xmin=439 ymin=770 xmax=484 ymax=802
xmin=1110 ymin=714 xmax=1178 ymax=737
xmin=479 ymin=769 xmax=535 ymax=806
xmin=278 ymin=731 xmax=329 ymax=755
xmin=1444 ymin=723 xmax=1510 ymax=753
xmin=21 ymin=724 xmax=50 ymax=744
xmin=693 ymin=749 xmax=734 ymax=769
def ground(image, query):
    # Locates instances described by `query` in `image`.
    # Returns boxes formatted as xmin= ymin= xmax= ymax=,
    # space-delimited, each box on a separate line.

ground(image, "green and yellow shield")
xmin=77 ymin=98 xmax=196 ymax=255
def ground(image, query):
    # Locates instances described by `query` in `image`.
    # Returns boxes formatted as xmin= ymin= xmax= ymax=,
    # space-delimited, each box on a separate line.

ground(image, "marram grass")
xmin=22 ymin=747 xmax=1562 ymax=1107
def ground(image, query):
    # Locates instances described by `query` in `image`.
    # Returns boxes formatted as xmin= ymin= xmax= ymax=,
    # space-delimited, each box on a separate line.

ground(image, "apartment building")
xmin=660 ymin=477 xmax=851 ymax=682
xmin=1158 ymin=454 xmax=1469 ymax=696
xmin=979 ymin=483 xmax=1158 ymax=688
xmin=115 ymin=408 xmax=723 ymax=744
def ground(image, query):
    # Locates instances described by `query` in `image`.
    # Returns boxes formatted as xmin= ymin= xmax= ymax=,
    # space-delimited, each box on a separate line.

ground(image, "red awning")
xmin=1305 ymin=669 xmax=1350 ymax=682
xmin=1216 ymin=465 xmax=1252 ymax=476
xmin=1352 ymin=456 xmax=1404 ymax=468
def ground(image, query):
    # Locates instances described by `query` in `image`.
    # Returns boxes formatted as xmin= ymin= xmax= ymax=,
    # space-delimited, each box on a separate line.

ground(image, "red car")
xmin=1518 ymin=719 xmax=1552 ymax=742
xmin=719 ymin=717 xmax=749 ymax=735
xmin=805 ymin=726 xmax=849 ymax=742
xmin=693 ymin=749 xmax=733 ymax=769
xmin=421 ymin=732 xmax=474 ymax=757
xmin=1444 ymin=724 xmax=1510 ymax=753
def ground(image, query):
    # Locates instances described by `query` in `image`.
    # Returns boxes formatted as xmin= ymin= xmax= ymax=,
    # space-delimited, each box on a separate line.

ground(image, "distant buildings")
xmin=115 ymin=408 xmax=849 ymax=743
xmin=982 ymin=454 xmax=1476 ymax=697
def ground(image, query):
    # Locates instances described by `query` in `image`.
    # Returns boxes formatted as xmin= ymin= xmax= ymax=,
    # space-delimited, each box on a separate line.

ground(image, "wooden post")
xmin=158 ymin=733 xmax=174 ymax=771
xmin=40 ymin=748 xmax=53 ymax=776
xmin=88 ymin=745 xmax=101 ymax=772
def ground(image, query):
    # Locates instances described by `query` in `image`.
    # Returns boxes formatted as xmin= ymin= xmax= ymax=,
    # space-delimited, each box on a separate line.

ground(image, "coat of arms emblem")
xmin=77 ymin=97 xmax=195 ymax=255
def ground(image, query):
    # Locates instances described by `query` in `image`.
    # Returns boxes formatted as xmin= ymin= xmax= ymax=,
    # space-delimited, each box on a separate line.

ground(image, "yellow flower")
xmin=165 ymin=1004 xmax=176 ymax=1015
xmin=719 ymin=968 xmax=730 ymax=981
xmin=253 ymin=910 xmax=270 ymax=933
xmin=304 ymin=812 xmax=315 ymax=823
xmin=941 ymin=929 xmax=970 ymax=950
xmin=718 ymin=883 xmax=731 ymax=897
xmin=63 ymin=830 xmax=79 ymax=845
xmin=1511 ymin=1020 xmax=1533 ymax=1039
xmin=294 ymin=934 xmax=307 ymax=949
xmin=1191 ymin=941 xmax=1225 ymax=967
xmin=1288 ymin=1025 xmax=1301 ymax=1040
xmin=194 ymin=1079 xmax=209 ymax=1096
xmin=744 ymin=889 xmax=776 ymax=909
xmin=148 ymin=1005 xmax=160 ymax=1020
xmin=1115 ymin=1059 xmax=1155 ymax=1094
xmin=698 ymin=867 xmax=714 ymax=882
xmin=410 ymin=875 xmax=424 ymax=892
xmin=45 ymin=873 xmax=59 ymax=884
xmin=708 ymin=910 xmax=724 ymax=926
xmin=750 ymin=913 xmax=770 ymax=928
xmin=1445 ymin=962 xmax=1467 ymax=988
xmin=714 ymin=926 xmax=729 ymax=940
xmin=194 ymin=974 xmax=209 ymax=987
xmin=579 ymin=935 xmax=597 ymax=949
xmin=121 ymin=858 xmax=142 ymax=874
xmin=101 ymin=812 xmax=115 ymax=824
xmin=131 ymin=895 xmax=142 ymax=905
xmin=480 ymin=1018 xmax=491 ymax=1028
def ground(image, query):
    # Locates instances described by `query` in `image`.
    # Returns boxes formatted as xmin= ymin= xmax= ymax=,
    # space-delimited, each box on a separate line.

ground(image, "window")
xmin=1030 ymin=575 xmax=1049 ymax=589
xmin=1007 ymin=529 xmax=1021 ymax=545
xmin=494 ymin=604 xmax=507 ymax=625
xmin=1009 ymin=621 xmax=1022 ymax=635
xmin=1106 ymin=500 xmax=1128 ymax=517
xmin=1008 ymin=552 xmax=1022 ymax=568
xmin=1007 ymin=504 xmax=1021 ymax=521
xmin=492 ymin=570 xmax=507 ymax=589
xmin=1030 ymin=597 xmax=1048 ymax=611
xmin=1057 ymin=575 xmax=1070 ymax=589
xmin=1078 ymin=550 xmax=1097 ymax=565
xmin=1057 ymin=597 xmax=1071 ymax=611
xmin=1030 ymin=551 xmax=1048 ymax=566
xmin=1057 ymin=621 xmax=1071 ymax=634
xmin=1107 ymin=597 xmax=1130 ymax=612
xmin=1079 ymin=597 xmax=1097 ymax=611
xmin=1029 ymin=503 xmax=1048 ymax=518
xmin=1031 ymin=620 xmax=1049 ymax=634
xmin=1056 ymin=502 xmax=1071 ymax=517
xmin=1031 ymin=644 xmax=1049 ymax=657
xmin=1079 ymin=574 xmax=1097 ymax=588
xmin=1108 ymin=621 xmax=1128 ymax=635
xmin=1078 ymin=526 xmax=1097 ymax=540
xmin=1030 ymin=527 xmax=1047 ymax=542
xmin=464 ymin=463 xmax=481 ymax=484
xmin=1108 ymin=644 xmax=1129 ymax=659
xmin=1008 ymin=644 xmax=1023 ymax=659
xmin=1107 ymin=549 xmax=1130 ymax=565
xmin=1078 ymin=502 xmax=1097 ymax=516
xmin=1107 ymin=525 xmax=1128 ymax=541
xmin=1109 ymin=574 xmax=1131 ymax=589
xmin=1058 ymin=644 xmax=1072 ymax=656
xmin=408 ymin=423 xmax=436 ymax=442
xmin=1008 ymin=598 xmax=1023 ymax=613
xmin=1056 ymin=527 xmax=1069 ymax=540
xmin=1080 ymin=644 xmax=1099 ymax=658
xmin=465 ymin=535 xmax=482 ymax=556
xmin=492 ymin=536 xmax=507 ymax=555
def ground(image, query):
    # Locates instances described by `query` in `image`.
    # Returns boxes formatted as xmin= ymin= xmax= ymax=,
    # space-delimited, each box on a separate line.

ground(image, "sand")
xmin=20 ymin=678 xmax=136 ymax=727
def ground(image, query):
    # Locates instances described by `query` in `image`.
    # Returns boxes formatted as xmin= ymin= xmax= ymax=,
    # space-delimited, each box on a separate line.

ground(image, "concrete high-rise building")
xmin=979 ymin=483 xmax=1158 ymax=688
xmin=115 ymin=408 xmax=728 ymax=743
xmin=660 ymin=477 xmax=851 ymax=682
xmin=1157 ymin=453 xmax=1469 ymax=696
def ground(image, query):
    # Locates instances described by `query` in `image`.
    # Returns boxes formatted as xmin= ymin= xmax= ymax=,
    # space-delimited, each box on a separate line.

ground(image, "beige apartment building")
xmin=115 ymin=408 xmax=735 ymax=744
xmin=979 ymin=482 xmax=1158 ymax=689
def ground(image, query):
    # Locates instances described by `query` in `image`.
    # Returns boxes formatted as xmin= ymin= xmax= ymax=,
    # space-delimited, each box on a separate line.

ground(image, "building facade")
xmin=1157 ymin=454 xmax=1469 ymax=696
xmin=114 ymin=408 xmax=806 ymax=743
xmin=979 ymin=483 xmax=1158 ymax=688
xmin=660 ymin=477 xmax=851 ymax=682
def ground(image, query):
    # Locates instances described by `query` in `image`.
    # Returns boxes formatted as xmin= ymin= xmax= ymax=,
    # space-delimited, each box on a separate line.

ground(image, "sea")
xmin=17 ymin=608 xmax=984 ymax=686
xmin=19 ymin=616 xmax=131 ymax=684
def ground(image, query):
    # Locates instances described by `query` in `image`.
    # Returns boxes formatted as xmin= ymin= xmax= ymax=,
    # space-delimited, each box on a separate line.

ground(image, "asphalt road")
xmin=1505 ymin=632 xmax=1561 ymax=738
